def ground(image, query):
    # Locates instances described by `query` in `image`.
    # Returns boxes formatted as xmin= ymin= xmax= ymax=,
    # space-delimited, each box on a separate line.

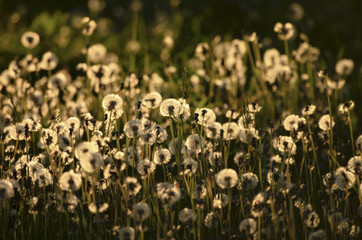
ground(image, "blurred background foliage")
xmin=0 ymin=0 xmax=361 ymax=118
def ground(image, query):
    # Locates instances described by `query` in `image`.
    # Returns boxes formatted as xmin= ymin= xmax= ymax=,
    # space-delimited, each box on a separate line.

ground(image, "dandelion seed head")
xmin=125 ymin=146 xmax=141 ymax=165
xmin=41 ymin=128 xmax=58 ymax=149
xmin=348 ymin=224 xmax=360 ymax=238
xmin=79 ymin=152 xmax=103 ymax=173
xmin=88 ymin=43 xmax=107 ymax=63
xmin=131 ymin=202 xmax=151 ymax=221
xmin=195 ymin=42 xmax=209 ymax=61
xmin=62 ymin=194 xmax=79 ymax=212
xmin=335 ymin=218 xmax=349 ymax=234
xmin=27 ymin=161 xmax=44 ymax=179
xmin=326 ymin=77 xmax=345 ymax=90
xmin=0 ymin=180 xmax=15 ymax=199
xmin=308 ymin=229 xmax=326 ymax=240
xmin=338 ymin=100 xmax=354 ymax=115
xmin=302 ymin=105 xmax=316 ymax=116
xmin=347 ymin=156 xmax=362 ymax=176
xmin=239 ymin=218 xmax=257 ymax=235
xmin=277 ymin=136 xmax=297 ymax=155
xmin=178 ymin=98 xmax=191 ymax=121
xmin=143 ymin=73 xmax=164 ymax=92
xmin=3 ymin=125 xmax=16 ymax=143
xmin=20 ymin=54 xmax=39 ymax=72
xmin=83 ymin=113 xmax=100 ymax=131
xmin=156 ymin=182 xmax=181 ymax=207
xmin=163 ymin=35 xmax=174 ymax=49
xmin=118 ymin=227 xmax=135 ymax=240
xmin=102 ymin=94 xmax=123 ymax=119
xmin=270 ymin=154 xmax=282 ymax=166
xmin=124 ymin=177 xmax=142 ymax=196
xmin=193 ymin=184 xmax=207 ymax=200
xmin=248 ymin=102 xmax=262 ymax=113
xmin=251 ymin=193 xmax=265 ymax=217
xmin=274 ymin=22 xmax=295 ymax=40
xmin=124 ymin=120 xmax=143 ymax=138
xmin=75 ymin=141 xmax=99 ymax=159
xmin=204 ymin=211 xmax=218 ymax=228
xmin=113 ymin=151 xmax=126 ymax=167
xmin=180 ymin=158 xmax=198 ymax=175
xmin=22 ymin=118 xmax=41 ymax=132
xmin=13 ymin=123 xmax=26 ymax=140
xmin=212 ymin=193 xmax=228 ymax=209
xmin=65 ymin=117 xmax=81 ymax=135
xmin=82 ymin=18 xmax=97 ymax=36
xmin=267 ymin=168 xmax=286 ymax=185
xmin=222 ymin=122 xmax=240 ymax=140
xmin=322 ymin=172 xmax=335 ymax=189
xmin=21 ymin=31 xmax=40 ymax=49
xmin=238 ymin=113 xmax=255 ymax=128
xmin=154 ymin=124 xmax=167 ymax=143
xmin=185 ymin=134 xmax=205 ymax=153
xmin=137 ymin=159 xmax=156 ymax=176
xmin=87 ymin=64 xmax=112 ymax=90
xmin=234 ymin=151 xmax=247 ymax=166
xmin=216 ymin=168 xmax=238 ymax=188
xmin=160 ymin=98 xmax=181 ymax=119
xmin=305 ymin=211 xmax=320 ymax=228
xmin=179 ymin=208 xmax=197 ymax=224
xmin=76 ymin=63 xmax=88 ymax=77
xmin=318 ymin=114 xmax=335 ymax=131
xmin=335 ymin=59 xmax=354 ymax=77
xmin=240 ymin=172 xmax=259 ymax=190
xmin=39 ymin=51 xmax=58 ymax=71
xmin=34 ymin=168 xmax=53 ymax=187
xmin=139 ymin=127 xmax=157 ymax=145
xmin=356 ymin=135 xmax=362 ymax=153
xmin=225 ymin=110 xmax=240 ymax=119
xmin=206 ymin=122 xmax=222 ymax=139
xmin=195 ymin=108 xmax=216 ymax=126
xmin=283 ymin=114 xmax=305 ymax=131
xmin=263 ymin=48 xmax=281 ymax=68
xmin=153 ymin=148 xmax=171 ymax=165
xmin=27 ymin=196 xmax=39 ymax=214
xmin=88 ymin=202 xmax=108 ymax=214
xmin=126 ymin=40 xmax=140 ymax=53
xmin=59 ymin=170 xmax=82 ymax=192
xmin=335 ymin=167 xmax=355 ymax=190
xmin=142 ymin=92 xmax=162 ymax=109
xmin=48 ymin=72 xmax=68 ymax=89
xmin=8 ymin=60 xmax=22 ymax=78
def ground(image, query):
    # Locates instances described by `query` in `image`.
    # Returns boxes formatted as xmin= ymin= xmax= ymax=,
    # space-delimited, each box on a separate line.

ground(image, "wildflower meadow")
xmin=0 ymin=0 xmax=361 ymax=239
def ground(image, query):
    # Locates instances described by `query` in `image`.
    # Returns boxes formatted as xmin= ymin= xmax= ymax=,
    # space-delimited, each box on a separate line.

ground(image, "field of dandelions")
xmin=0 ymin=1 xmax=361 ymax=240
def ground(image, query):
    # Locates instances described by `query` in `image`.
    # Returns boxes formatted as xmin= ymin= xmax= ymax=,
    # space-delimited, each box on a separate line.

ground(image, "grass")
xmin=0 ymin=1 xmax=361 ymax=240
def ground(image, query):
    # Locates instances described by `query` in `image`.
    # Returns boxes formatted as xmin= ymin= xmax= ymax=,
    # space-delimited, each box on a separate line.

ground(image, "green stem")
xmin=347 ymin=110 xmax=355 ymax=155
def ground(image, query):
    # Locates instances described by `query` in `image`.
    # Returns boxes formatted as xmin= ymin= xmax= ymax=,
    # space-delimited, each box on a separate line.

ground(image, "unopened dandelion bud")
xmin=137 ymin=111 xmax=142 ymax=119
xmin=218 ymin=130 xmax=224 ymax=141
xmin=194 ymin=113 xmax=199 ymax=122
xmin=323 ymin=67 xmax=328 ymax=75
xmin=136 ymin=101 xmax=141 ymax=109
xmin=191 ymin=121 xmax=196 ymax=129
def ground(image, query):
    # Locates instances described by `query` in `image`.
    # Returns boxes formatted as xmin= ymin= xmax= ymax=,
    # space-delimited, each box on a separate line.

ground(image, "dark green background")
xmin=0 ymin=0 xmax=361 ymax=128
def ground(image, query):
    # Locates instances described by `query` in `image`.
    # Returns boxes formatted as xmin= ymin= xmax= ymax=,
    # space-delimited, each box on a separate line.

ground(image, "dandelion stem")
xmin=227 ymin=188 xmax=232 ymax=229
xmin=347 ymin=110 xmax=355 ymax=155
xmin=283 ymin=40 xmax=290 ymax=61
xmin=257 ymin=215 xmax=261 ymax=240
xmin=323 ymin=76 xmax=334 ymax=146
xmin=169 ymin=119 xmax=180 ymax=171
